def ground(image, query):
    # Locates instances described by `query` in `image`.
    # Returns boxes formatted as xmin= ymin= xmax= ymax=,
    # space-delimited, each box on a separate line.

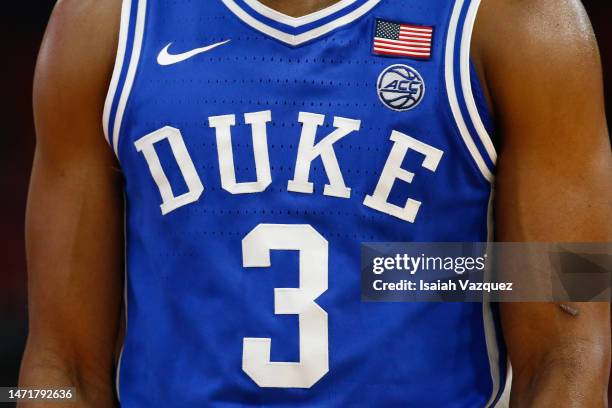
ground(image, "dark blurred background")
xmin=1 ymin=1 xmax=55 ymax=386
xmin=1 ymin=0 xmax=611 ymax=390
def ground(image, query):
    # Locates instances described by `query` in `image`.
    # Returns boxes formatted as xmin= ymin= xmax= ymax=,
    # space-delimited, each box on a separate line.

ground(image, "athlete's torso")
xmin=104 ymin=0 xmax=505 ymax=406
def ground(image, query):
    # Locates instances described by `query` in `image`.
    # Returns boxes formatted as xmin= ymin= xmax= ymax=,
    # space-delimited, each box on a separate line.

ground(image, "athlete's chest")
xmin=125 ymin=31 xmax=452 ymax=218
xmin=109 ymin=0 xmax=490 ymax=226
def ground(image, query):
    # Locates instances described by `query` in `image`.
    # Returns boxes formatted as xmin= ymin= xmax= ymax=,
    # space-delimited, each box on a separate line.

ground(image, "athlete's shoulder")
xmin=41 ymin=0 xmax=121 ymax=63
xmin=35 ymin=0 xmax=122 ymax=147
xmin=36 ymin=0 xmax=121 ymax=98
xmin=472 ymin=0 xmax=600 ymax=117
xmin=473 ymin=0 xmax=598 ymax=73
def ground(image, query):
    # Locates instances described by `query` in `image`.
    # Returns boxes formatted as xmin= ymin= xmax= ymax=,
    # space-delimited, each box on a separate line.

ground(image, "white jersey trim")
xmin=112 ymin=0 xmax=147 ymax=158
xmin=445 ymin=0 xmax=494 ymax=182
xmin=483 ymin=186 xmax=502 ymax=407
xmin=103 ymin=0 xmax=132 ymax=147
xmin=482 ymin=299 xmax=504 ymax=407
xmin=221 ymin=0 xmax=381 ymax=46
xmin=460 ymin=0 xmax=497 ymax=164
xmin=242 ymin=0 xmax=357 ymax=28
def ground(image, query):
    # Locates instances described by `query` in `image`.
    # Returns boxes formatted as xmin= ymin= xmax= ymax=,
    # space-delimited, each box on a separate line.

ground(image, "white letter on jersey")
xmin=364 ymin=131 xmax=443 ymax=223
xmin=242 ymin=224 xmax=329 ymax=388
xmin=134 ymin=126 xmax=204 ymax=215
xmin=209 ymin=110 xmax=272 ymax=194
xmin=287 ymin=112 xmax=360 ymax=198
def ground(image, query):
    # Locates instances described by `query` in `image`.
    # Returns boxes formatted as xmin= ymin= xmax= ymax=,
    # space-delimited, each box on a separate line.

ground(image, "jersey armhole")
xmin=469 ymin=61 xmax=495 ymax=141
xmin=444 ymin=0 xmax=497 ymax=183
xmin=102 ymin=0 xmax=148 ymax=159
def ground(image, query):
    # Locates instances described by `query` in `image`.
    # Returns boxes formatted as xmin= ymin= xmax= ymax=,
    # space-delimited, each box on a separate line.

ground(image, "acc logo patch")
xmin=377 ymin=64 xmax=425 ymax=111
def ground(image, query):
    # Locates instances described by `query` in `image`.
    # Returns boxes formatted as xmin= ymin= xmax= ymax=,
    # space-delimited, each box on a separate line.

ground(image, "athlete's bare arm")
xmin=19 ymin=0 xmax=122 ymax=406
xmin=474 ymin=0 xmax=612 ymax=405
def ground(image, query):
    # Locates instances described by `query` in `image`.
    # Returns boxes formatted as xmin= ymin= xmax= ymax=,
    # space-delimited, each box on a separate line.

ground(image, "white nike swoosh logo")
xmin=157 ymin=40 xmax=231 ymax=66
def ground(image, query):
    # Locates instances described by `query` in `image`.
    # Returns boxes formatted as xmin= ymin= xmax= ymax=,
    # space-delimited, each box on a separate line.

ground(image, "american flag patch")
xmin=373 ymin=19 xmax=434 ymax=59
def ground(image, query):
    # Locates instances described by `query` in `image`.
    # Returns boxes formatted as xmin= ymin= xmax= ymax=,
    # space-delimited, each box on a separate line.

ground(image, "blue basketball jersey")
xmin=103 ymin=0 xmax=507 ymax=406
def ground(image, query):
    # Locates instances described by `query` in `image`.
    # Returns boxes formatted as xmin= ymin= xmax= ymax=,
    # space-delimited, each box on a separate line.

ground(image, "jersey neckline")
xmin=220 ymin=0 xmax=383 ymax=46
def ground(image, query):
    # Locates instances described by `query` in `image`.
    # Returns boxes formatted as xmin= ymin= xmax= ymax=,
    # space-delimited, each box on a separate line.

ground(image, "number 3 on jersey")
xmin=242 ymin=224 xmax=329 ymax=388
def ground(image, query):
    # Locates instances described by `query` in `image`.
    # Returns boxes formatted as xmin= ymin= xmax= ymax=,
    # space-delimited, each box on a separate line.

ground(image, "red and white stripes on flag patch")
xmin=373 ymin=19 xmax=434 ymax=59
